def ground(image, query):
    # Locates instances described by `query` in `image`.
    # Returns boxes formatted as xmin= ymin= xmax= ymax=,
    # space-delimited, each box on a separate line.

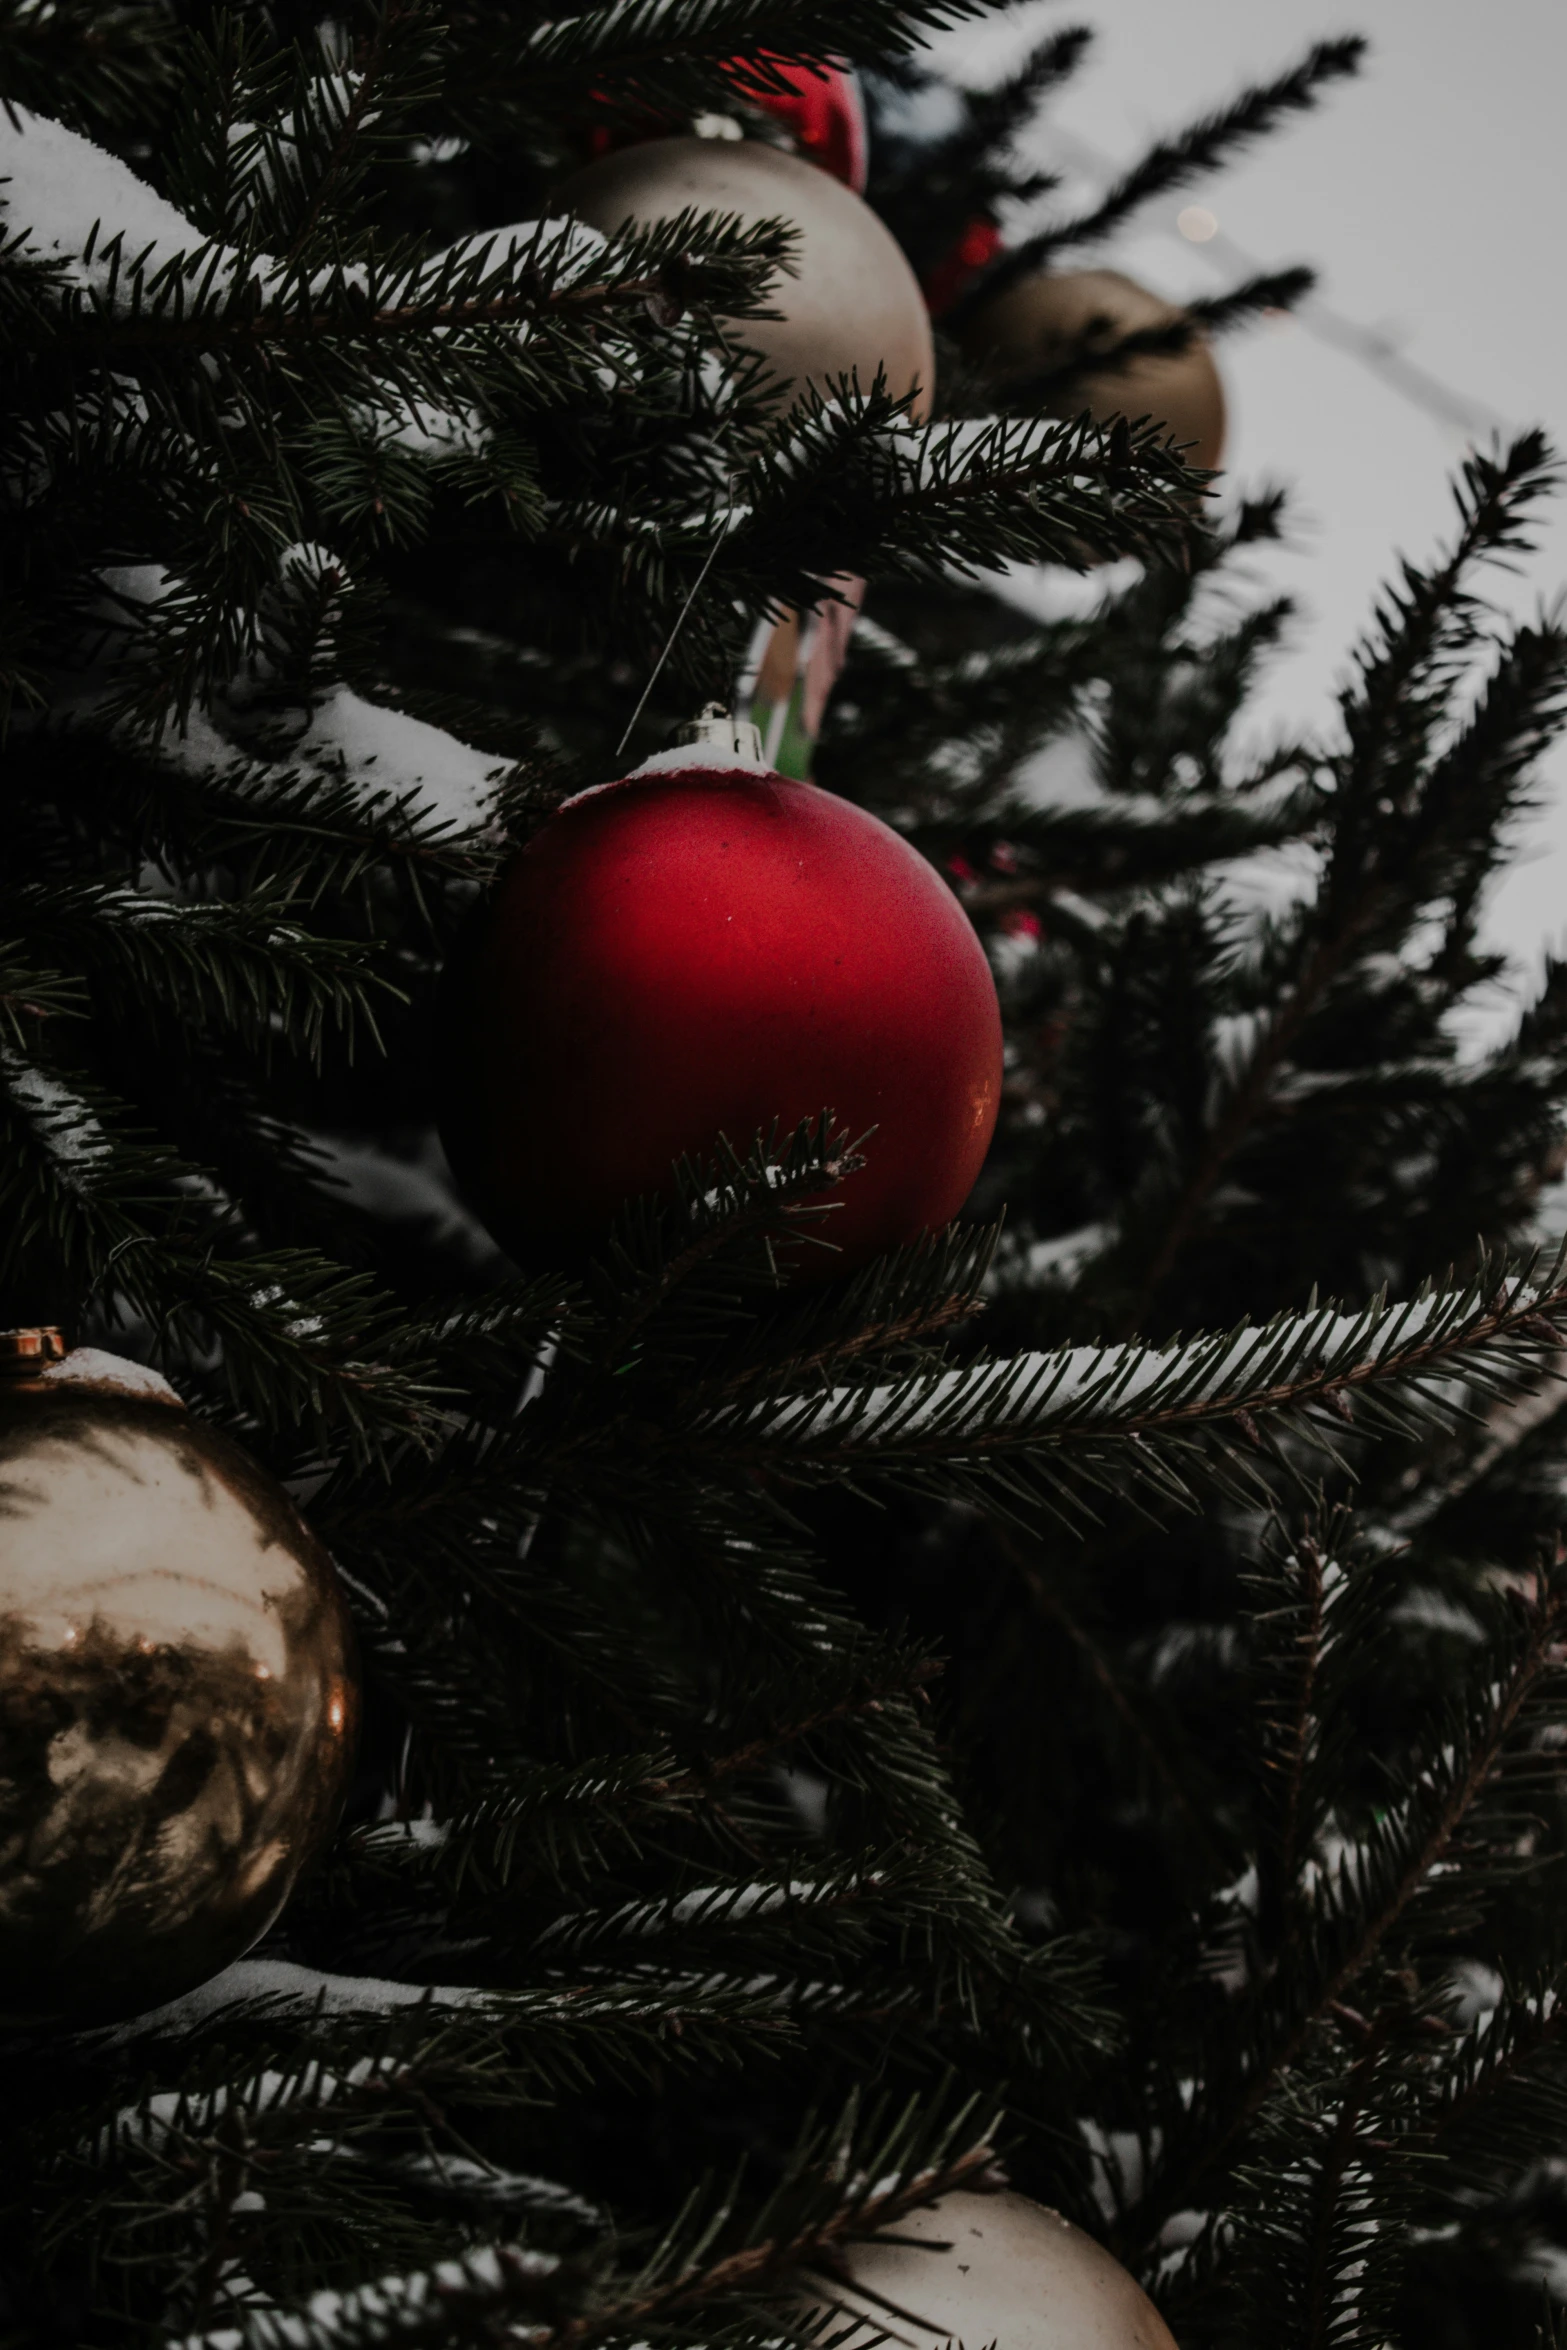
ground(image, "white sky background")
xmin=924 ymin=0 xmax=1567 ymax=1035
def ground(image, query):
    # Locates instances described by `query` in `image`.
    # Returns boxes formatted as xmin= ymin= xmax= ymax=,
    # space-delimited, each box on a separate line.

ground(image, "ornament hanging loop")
xmin=0 ymin=1326 xmax=66 ymax=1379
xmin=677 ymin=702 xmax=763 ymax=761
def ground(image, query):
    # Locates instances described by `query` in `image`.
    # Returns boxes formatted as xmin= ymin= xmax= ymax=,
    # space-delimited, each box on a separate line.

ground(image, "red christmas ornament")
xmin=439 ymin=725 xmax=1002 ymax=1275
xmin=585 ymin=59 xmax=869 ymax=194
xmin=740 ymin=57 xmax=868 ymax=193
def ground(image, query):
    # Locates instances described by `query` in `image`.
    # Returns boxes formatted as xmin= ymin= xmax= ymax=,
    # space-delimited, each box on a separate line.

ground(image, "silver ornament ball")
xmin=557 ymin=135 xmax=935 ymax=418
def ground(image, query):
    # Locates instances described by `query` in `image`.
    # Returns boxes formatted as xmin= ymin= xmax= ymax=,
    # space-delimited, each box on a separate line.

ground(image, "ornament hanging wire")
xmin=615 ymin=483 xmax=746 ymax=760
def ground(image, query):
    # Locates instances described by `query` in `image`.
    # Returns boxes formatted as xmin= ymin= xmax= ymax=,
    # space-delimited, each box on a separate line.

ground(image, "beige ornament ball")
xmin=957 ymin=267 xmax=1226 ymax=475
xmin=807 ymin=2188 xmax=1179 ymax=2350
xmin=557 ymin=136 xmax=935 ymax=418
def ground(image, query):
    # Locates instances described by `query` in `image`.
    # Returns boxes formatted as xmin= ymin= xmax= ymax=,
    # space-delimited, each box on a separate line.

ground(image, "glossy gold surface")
xmin=0 ymin=1384 xmax=357 ymax=2023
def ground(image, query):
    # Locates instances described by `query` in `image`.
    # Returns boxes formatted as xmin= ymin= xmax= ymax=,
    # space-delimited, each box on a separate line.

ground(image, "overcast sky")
xmin=926 ymin=0 xmax=1567 ymax=1033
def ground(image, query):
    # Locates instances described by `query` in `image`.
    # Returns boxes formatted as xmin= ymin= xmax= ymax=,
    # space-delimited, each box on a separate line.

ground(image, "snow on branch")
xmin=286 ymin=687 xmax=507 ymax=836
xmin=89 ymin=1954 xmax=814 ymax=2050
xmin=703 ymin=1252 xmax=1567 ymax=1500
xmin=166 ymin=2239 xmax=562 ymax=2350
xmin=0 ymin=103 xmax=606 ymax=316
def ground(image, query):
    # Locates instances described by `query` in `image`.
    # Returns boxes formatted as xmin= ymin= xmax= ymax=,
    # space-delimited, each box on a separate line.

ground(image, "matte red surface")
xmin=743 ymin=57 xmax=869 ymax=194
xmin=585 ymin=59 xmax=868 ymax=194
xmin=440 ymin=764 xmax=1003 ymax=1274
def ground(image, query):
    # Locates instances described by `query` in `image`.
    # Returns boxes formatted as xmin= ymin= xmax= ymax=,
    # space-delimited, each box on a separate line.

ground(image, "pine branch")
xmin=278 ymin=9 xmax=443 ymax=269
xmin=731 ymin=393 xmax=1209 ymax=585
xmin=0 ymin=946 xmax=86 ymax=1050
xmin=1113 ymin=432 xmax=1565 ymax=1325
xmin=1226 ymin=2013 xmax=1423 ymax=2350
xmin=349 ymin=1655 xmax=943 ymax=1899
xmin=1418 ymin=1976 xmax=1567 ymax=2203
xmin=587 ymin=1116 xmax=866 ymax=1373
xmin=160 ymin=2098 xmax=1002 ymax=2350
xmin=502 ymin=0 xmax=995 ymax=91
xmin=3 ymin=881 xmax=394 ymax=1065
xmin=1002 ymin=1526 xmax=1230 ymax=1872
xmin=1189 ymin=265 xmax=1317 ymax=337
xmin=704 ymin=1219 xmax=997 ymax=1400
xmin=0 ymin=0 xmax=180 ymax=143
xmin=1124 ymin=1563 xmax=1567 ymax=2258
xmin=933 ymin=24 xmax=1094 ymax=155
xmin=660 ymin=1252 xmax=1567 ymax=1525
xmin=985 ymin=274 xmax=1316 ymax=422
xmin=0 ymin=1051 xmax=441 ymax=1454
xmin=944 ymin=37 xmax=1365 ymax=326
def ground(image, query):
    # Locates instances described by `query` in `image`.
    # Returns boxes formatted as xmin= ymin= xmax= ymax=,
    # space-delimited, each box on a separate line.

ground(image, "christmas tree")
xmin=3 ymin=6 xmax=1567 ymax=2347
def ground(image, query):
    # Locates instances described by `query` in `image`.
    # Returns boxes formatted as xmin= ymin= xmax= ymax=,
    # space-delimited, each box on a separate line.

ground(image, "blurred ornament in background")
xmin=924 ymin=215 xmax=1004 ymax=319
xmin=737 ymin=56 xmax=868 ymax=191
xmin=584 ymin=57 xmax=868 ymax=191
xmin=438 ymin=711 xmax=1002 ymax=1277
xmin=955 ymin=265 xmax=1227 ymax=474
xmin=560 ymin=133 xmax=931 ymax=770
xmin=742 ymin=574 xmax=865 ymax=780
xmin=557 ymin=136 xmax=934 ymax=418
xmin=0 ymin=1332 xmax=358 ymax=2025
xmin=800 ymin=2189 xmax=1180 ymax=2350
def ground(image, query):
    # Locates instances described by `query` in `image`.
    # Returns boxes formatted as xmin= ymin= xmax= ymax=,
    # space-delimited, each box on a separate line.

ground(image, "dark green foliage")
xmin=5 ymin=7 xmax=1567 ymax=2350
xmin=941 ymin=36 xmax=1365 ymax=324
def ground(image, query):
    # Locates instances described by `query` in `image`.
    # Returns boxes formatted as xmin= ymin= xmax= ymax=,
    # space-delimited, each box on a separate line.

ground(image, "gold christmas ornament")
xmin=557 ymin=135 xmax=935 ymax=418
xmin=0 ymin=1331 xmax=358 ymax=2024
xmin=957 ymin=266 xmax=1226 ymax=475
xmin=805 ymin=2188 xmax=1179 ymax=2350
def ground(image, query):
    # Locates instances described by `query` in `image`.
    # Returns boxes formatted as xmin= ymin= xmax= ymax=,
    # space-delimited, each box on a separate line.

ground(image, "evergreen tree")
xmin=3 ymin=7 xmax=1566 ymax=2348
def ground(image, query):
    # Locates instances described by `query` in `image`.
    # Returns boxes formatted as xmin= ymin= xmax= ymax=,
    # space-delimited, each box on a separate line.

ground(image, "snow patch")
xmin=170 ymin=2240 xmax=560 ymax=2350
xmin=1444 ymin=1957 xmax=1504 ymax=2024
xmin=619 ymin=740 xmax=772 ymax=783
xmin=294 ymin=686 xmax=505 ymax=832
xmin=1013 ymin=732 xmax=1103 ymax=814
xmin=99 ymin=564 xmax=172 ymax=609
xmin=451 ymin=213 xmax=607 ymax=289
xmin=40 ymin=1348 xmax=180 ymax=1405
xmin=1018 ymin=1221 xmax=1114 ymax=1284
xmin=362 ymin=1817 xmax=452 ymax=1855
xmin=991 ymin=555 xmax=1147 ymax=624
xmin=369 ymin=2153 xmax=605 ymax=2223
xmin=0 ymin=108 xmax=213 ymax=298
xmin=88 ymin=1957 xmax=509 ymax=2043
xmin=3 ymin=1058 xmax=108 ymax=1174
xmin=367 ymin=396 xmax=489 ymax=457
xmin=744 ymin=1280 xmax=1525 ymax=1451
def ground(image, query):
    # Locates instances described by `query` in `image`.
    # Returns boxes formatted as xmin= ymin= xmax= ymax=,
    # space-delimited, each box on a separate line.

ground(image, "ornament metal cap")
xmin=677 ymin=703 xmax=765 ymax=763
xmin=0 ymin=1326 xmax=66 ymax=1378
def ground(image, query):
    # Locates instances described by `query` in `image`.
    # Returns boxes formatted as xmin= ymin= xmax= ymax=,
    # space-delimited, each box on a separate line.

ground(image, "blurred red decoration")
xmin=439 ymin=752 xmax=1002 ymax=1276
xmin=585 ymin=58 xmax=868 ymax=194
xmin=741 ymin=56 xmax=868 ymax=193
xmin=924 ymin=217 xmax=1003 ymax=319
